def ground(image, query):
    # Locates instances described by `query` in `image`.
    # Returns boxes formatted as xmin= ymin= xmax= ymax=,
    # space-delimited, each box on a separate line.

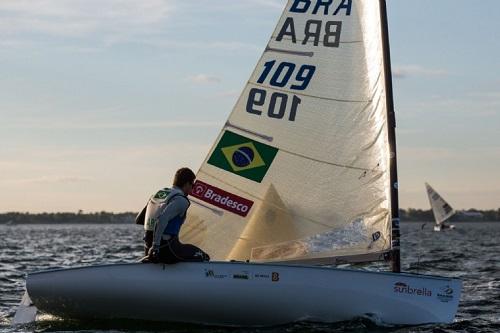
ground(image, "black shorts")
xmin=158 ymin=236 xmax=210 ymax=264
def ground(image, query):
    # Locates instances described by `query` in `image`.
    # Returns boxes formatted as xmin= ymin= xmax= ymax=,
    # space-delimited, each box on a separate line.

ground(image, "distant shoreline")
xmin=0 ymin=209 xmax=498 ymax=224
xmin=0 ymin=212 xmax=136 ymax=225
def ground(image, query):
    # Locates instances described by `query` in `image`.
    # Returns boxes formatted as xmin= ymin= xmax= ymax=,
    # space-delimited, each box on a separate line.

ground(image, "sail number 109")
xmin=247 ymin=89 xmax=301 ymax=121
xmin=246 ymin=60 xmax=316 ymax=122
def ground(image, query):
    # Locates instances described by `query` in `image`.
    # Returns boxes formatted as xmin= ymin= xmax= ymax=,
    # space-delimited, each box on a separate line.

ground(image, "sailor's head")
xmin=173 ymin=167 xmax=196 ymax=195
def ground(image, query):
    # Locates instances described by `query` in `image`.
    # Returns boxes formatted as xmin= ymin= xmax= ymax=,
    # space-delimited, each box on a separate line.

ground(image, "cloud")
xmin=0 ymin=0 xmax=172 ymax=42
xmin=0 ymin=1 xmax=267 ymax=52
xmin=15 ymin=176 xmax=93 ymax=184
xmin=402 ymin=90 xmax=500 ymax=117
xmin=133 ymin=40 xmax=262 ymax=54
xmin=399 ymin=147 xmax=458 ymax=161
xmin=248 ymin=0 xmax=284 ymax=9
xmin=393 ymin=65 xmax=447 ymax=79
xmin=186 ymin=74 xmax=222 ymax=85
xmin=216 ymin=90 xmax=240 ymax=99
xmin=4 ymin=119 xmax=220 ymax=130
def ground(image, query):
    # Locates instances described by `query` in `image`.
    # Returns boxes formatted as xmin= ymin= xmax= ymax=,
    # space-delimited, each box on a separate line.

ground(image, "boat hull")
xmin=26 ymin=262 xmax=461 ymax=326
xmin=434 ymin=224 xmax=456 ymax=232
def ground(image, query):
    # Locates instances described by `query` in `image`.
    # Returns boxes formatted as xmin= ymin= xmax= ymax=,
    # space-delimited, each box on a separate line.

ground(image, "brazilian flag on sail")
xmin=207 ymin=130 xmax=278 ymax=183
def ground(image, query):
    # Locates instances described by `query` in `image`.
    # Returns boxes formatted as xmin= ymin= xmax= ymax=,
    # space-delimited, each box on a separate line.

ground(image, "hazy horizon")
xmin=1 ymin=0 xmax=499 ymax=212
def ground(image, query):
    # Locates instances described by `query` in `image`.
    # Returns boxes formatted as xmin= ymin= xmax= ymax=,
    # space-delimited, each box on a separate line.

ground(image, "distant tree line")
xmin=0 ymin=211 xmax=136 ymax=224
xmin=400 ymin=208 xmax=500 ymax=222
xmin=0 ymin=209 xmax=499 ymax=224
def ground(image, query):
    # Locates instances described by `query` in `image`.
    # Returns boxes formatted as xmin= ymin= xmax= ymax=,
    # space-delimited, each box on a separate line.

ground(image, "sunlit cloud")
xmin=4 ymin=119 xmax=220 ymax=130
xmin=216 ymin=90 xmax=240 ymax=99
xmin=186 ymin=74 xmax=222 ymax=85
xmin=0 ymin=0 xmax=172 ymax=41
xmin=393 ymin=65 xmax=447 ymax=79
xmin=13 ymin=176 xmax=93 ymax=184
xmin=0 ymin=1 xmax=268 ymax=52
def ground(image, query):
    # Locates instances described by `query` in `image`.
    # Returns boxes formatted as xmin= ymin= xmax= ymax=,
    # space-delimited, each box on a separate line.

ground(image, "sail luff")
xmin=378 ymin=0 xmax=401 ymax=273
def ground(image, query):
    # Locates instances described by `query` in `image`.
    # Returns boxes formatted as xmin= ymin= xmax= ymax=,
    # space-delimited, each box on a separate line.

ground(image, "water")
xmin=0 ymin=223 xmax=499 ymax=332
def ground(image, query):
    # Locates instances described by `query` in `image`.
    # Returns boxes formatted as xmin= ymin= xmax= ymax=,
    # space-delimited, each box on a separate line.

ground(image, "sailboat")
xmin=15 ymin=0 xmax=461 ymax=327
xmin=425 ymin=183 xmax=456 ymax=232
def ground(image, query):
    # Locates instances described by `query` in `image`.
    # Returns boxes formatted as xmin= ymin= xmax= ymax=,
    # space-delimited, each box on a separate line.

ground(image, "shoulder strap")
xmin=167 ymin=193 xmax=190 ymax=206
xmin=166 ymin=193 xmax=190 ymax=217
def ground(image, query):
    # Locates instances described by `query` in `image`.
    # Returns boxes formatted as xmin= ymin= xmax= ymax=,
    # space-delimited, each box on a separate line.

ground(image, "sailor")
xmin=137 ymin=167 xmax=210 ymax=263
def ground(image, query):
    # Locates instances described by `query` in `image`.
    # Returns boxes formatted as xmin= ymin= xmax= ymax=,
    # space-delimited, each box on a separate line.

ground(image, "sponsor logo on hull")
xmin=205 ymin=269 xmax=227 ymax=279
xmin=232 ymin=271 xmax=251 ymax=280
xmin=393 ymin=282 xmax=432 ymax=297
xmin=207 ymin=130 xmax=278 ymax=183
xmin=437 ymin=285 xmax=454 ymax=303
xmin=191 ymin=180 xmax=254 ymax=217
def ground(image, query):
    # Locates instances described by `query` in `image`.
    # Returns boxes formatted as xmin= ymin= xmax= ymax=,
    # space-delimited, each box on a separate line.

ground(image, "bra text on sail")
xmin=276 ymin=0 xmax=352 ymax=48
xmin=290 ymin=0 xmax=352 ymax=16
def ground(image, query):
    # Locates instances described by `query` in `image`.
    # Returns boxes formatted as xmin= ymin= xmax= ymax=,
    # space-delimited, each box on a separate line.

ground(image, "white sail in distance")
xmin=425 ymin=183 xmax=455 ymax=225
xmin=182 ymin=0 xmax=396 ymax=264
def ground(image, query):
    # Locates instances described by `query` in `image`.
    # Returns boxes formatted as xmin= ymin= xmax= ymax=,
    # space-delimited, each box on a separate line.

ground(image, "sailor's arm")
xmin=151 ymin=197 xmax=189 ymax=250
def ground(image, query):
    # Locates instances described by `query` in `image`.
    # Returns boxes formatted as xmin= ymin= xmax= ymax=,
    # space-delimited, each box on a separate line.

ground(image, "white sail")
xmin=425 ymin=183 xmax=455 ymax=225
xmin=182 ymin=0 xmax=394 ymax=263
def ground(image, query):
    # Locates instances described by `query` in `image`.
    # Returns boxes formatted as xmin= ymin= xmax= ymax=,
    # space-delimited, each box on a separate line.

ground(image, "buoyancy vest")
xmin=144 ymin=187 xmax=189 ymax=236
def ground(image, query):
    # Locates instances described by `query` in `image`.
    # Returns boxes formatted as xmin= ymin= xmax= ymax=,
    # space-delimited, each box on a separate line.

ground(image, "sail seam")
xmin=225 ymin=122 xmax=274 ymax=142
xmin=247 ymin=82 xmax=371 ymax=103
xmin=279 ymin=148 xmax=374 ymax=171
xmin=271 ymin=36 xmax=363 ymax=44
xmin=265 ymin=46 xmax=314 ymax=57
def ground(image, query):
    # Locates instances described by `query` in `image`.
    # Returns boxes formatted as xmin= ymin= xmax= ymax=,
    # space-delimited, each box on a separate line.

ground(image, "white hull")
xmin=434 ymin=224 xmax=456 ymax=232
xmin=26 ymin=262 xmax=461 ymax=326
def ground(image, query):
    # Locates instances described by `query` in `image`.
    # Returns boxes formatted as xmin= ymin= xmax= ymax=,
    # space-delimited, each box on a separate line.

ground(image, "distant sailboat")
xmin=425 ymin=183 xmax=456 ymax=232
xmin=15 ymin=1 xmax=461 ymax=327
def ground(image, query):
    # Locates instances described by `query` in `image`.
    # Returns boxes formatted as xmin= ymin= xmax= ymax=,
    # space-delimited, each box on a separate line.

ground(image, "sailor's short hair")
xmin=173 ymin=167 xmax=196 ymax=187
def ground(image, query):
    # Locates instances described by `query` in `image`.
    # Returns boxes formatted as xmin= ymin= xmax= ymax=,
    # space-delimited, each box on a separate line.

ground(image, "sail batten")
xmin=182 ymin=0 xmax=396 ymax=263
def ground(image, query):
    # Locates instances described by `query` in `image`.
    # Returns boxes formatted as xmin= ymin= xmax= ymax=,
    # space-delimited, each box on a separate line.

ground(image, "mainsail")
xmin=182 ymin=0 xmax=398 ymax=265
xmin=425 ymin=183 xmax=455 ymax=225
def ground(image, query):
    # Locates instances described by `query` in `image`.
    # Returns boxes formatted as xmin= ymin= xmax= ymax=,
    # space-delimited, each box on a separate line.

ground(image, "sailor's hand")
xmin=147 ymin=248 xmax=160 ymax=263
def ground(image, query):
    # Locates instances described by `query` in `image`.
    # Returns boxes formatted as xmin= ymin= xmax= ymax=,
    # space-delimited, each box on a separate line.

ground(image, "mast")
xmin=379 ymin=0 xmax=401 ymax=273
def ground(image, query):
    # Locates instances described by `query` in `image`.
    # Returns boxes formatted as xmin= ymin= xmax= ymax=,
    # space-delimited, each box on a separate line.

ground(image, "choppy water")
xmin=0 ymin=223 xmax=499 ymax=333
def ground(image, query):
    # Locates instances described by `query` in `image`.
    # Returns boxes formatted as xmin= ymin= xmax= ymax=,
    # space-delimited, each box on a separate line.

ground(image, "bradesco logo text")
xmin=191 ymin=181 xmax=254 ymax=217
xmin=393 ymin=282 xmax=432 ymax=297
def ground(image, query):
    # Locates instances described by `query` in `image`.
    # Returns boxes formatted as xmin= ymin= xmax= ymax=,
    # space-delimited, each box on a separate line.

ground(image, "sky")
xmin=1 ymin=0 xmax=499 ymax=212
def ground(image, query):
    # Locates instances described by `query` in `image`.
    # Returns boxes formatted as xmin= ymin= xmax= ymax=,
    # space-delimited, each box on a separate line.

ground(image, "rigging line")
xmin=247 ymin=82 xmax=371 ymax=103
xmin=197 ymin=169 xmax=333 ymax=229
